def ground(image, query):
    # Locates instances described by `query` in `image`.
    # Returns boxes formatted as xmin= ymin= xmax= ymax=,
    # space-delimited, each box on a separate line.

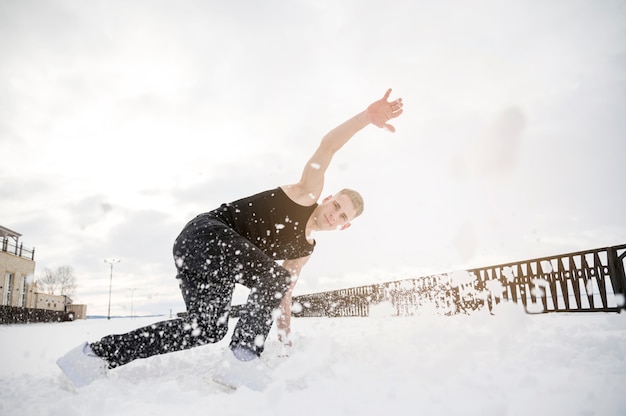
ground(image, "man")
xmin=57 ymin=89 xmax=404 ymax=390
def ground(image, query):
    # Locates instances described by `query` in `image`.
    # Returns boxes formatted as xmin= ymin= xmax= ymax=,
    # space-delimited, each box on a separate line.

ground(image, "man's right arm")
xmin=282 ymin=89 xmax=403 ymax=205
xmin=277 ymin=255 xmax=310 ymax=346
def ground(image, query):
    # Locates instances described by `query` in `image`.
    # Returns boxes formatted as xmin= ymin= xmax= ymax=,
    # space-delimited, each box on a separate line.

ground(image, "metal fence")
xmin=291 ymin=244 xmax=626 ymax=317
xmin=1 ymin=238 xmax=35 ymax=261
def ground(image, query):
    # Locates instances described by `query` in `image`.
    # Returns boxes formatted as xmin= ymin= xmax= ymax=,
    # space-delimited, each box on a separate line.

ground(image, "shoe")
xmin=213 ymin=347 xmax=271 ymax=391
xmin=56 ymin=342 xmax=109 ymax=387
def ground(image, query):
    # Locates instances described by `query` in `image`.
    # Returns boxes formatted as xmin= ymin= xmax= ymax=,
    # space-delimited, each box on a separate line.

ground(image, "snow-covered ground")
xmin=1 ymin=303 xmax=625 ymax=416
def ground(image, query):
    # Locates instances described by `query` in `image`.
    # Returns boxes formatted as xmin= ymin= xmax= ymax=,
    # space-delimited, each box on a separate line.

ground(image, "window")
xmin=4 ymin=273 xmax=14 ymax=306
xmin=19 ymin=277 xmax=26 ymax=307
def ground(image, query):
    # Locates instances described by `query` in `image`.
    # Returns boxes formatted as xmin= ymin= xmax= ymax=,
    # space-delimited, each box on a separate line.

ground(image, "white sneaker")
xmin=213 ymin=348 xmax=271 ymax=391
xmin=56 ymin=342 xmax=109 ymax=387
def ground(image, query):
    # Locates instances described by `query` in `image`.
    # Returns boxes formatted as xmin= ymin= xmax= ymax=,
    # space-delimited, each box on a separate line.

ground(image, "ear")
xmin=339 ymin=222 xmax=352 ymax=231
xmin=322 ymin=195 xmax=333 ymax=203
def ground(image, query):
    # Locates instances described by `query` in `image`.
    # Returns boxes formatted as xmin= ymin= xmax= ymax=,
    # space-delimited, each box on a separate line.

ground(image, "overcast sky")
xmin=2 ymin=0 xmax=625 ymax=316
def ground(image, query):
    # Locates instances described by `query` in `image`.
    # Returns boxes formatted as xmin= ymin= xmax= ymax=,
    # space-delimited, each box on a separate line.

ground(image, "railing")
xmin=291 ymin=244 xmax=626 ymax=317
xmin=469 ymin=245 xmax=626 ymax=313
xmin=0 ymin=239 xmax=35 ymax=261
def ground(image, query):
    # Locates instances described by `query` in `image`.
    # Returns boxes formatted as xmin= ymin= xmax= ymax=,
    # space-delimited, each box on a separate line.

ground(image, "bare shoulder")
xmin=280 ymin=184 xmax=318 ymax=207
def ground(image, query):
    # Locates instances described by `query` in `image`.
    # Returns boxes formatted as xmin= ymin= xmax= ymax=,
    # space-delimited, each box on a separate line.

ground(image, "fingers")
xmin=369 ymin=89 xmax=403 ymax=132
xmin=384 ymin=88 xmax=403 ymax=113
xmin=391 ymin=108 xmax=403 ymax=118
xmin=384 ymin=98 xmax=403 ymax=132
xmin=383 ymin=88 xmax=402 ymax=105
xmin=390 ymin=99 xmax=403 ymax=114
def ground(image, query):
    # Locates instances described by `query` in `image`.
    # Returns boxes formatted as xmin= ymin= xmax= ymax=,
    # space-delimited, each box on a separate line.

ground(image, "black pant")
xmin=90 ymin=214 xmax=291 ymax=368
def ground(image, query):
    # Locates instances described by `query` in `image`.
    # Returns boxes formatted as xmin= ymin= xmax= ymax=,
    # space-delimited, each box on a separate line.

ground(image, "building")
xmin=0 ymin=225 xmax=88 ymax=322
xmin=0 ymin=225 xmax=36 ymax=308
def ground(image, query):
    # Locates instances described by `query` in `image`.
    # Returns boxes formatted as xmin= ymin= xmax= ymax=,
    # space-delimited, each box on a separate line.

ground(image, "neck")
xmin=305 ymin=213 xmax=320 ymax=242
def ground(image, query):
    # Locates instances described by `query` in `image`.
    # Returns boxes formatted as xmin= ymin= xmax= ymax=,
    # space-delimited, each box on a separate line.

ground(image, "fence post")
xmin=608 ymin=246 xmax=626 ymax=311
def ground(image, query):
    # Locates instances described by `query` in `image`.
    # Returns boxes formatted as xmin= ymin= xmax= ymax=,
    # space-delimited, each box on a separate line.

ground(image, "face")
xmin=313 ymin=193 xmax=357 ymax=231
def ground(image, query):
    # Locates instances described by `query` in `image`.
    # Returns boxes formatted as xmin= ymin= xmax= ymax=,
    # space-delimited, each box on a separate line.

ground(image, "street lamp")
xmin=104 ymin=258 xmax=121 ymax=320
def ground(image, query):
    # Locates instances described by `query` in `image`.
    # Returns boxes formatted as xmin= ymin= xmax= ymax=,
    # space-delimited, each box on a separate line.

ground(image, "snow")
xmin=1 ymin=304 xmax=625 ymax=416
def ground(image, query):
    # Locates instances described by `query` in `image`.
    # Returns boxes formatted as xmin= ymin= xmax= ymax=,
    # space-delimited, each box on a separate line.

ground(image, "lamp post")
xmin=104 ymin=258 xmax=121 ymax=320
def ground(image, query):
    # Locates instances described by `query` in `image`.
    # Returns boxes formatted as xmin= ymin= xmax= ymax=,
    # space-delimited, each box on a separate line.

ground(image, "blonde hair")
xmin=337 ymin=188 xmax=364 ymax=218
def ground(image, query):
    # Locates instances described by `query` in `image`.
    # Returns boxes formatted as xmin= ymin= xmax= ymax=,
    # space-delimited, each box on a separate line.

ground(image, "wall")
xmin=0 ymin=251 xmax=36 ymax=308
xmin=35 ymin=293 xmax=69 ymax=312
xmin=66 ymin=304 xmax=88 ymax=320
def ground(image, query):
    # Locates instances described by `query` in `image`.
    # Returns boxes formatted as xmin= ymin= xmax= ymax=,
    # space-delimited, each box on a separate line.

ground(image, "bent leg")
xmin=91 ymin=219 xmax=237 ymax=368
xmin=226 ymin=241 xmax=292 ymax=356
xmin=90 ymin=215 xmax=292 ymax=367
xmin=175 ymin=215 xmax=292 ymax=357
xmin=90 ymin=273 xmax=235 ymax=368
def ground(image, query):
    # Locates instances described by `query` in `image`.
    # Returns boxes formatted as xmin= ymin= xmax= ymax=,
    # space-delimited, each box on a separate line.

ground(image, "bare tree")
xmin=38 ymin=269 xmax=58 ymax=295
xmin=38 ymin=266 xmax=77 ymax=298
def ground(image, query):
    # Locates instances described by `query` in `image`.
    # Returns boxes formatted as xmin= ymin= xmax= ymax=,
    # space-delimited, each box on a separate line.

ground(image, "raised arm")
xmin=282 ymin=89 xmax=403 ymax=205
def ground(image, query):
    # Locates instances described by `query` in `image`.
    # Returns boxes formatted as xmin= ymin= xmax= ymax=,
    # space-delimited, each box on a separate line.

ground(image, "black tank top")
xmin=210 ymin=187 xmax=317 ymax=260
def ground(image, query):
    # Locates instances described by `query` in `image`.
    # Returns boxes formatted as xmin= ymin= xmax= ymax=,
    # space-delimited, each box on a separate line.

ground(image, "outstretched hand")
xmin=366 ymin=88 xmax=403 ymax=132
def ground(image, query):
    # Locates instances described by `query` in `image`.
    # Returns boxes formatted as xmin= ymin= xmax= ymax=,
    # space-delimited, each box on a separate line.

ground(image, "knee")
xmin=186 ymin=310 xmax=230 ymax=343
xmin=206 ymin=323 xmax=229 ymax=343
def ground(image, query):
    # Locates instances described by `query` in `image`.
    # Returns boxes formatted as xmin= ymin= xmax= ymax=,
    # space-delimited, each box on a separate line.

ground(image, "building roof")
xmin=0 ymin=225 xmax=22 ymax=239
